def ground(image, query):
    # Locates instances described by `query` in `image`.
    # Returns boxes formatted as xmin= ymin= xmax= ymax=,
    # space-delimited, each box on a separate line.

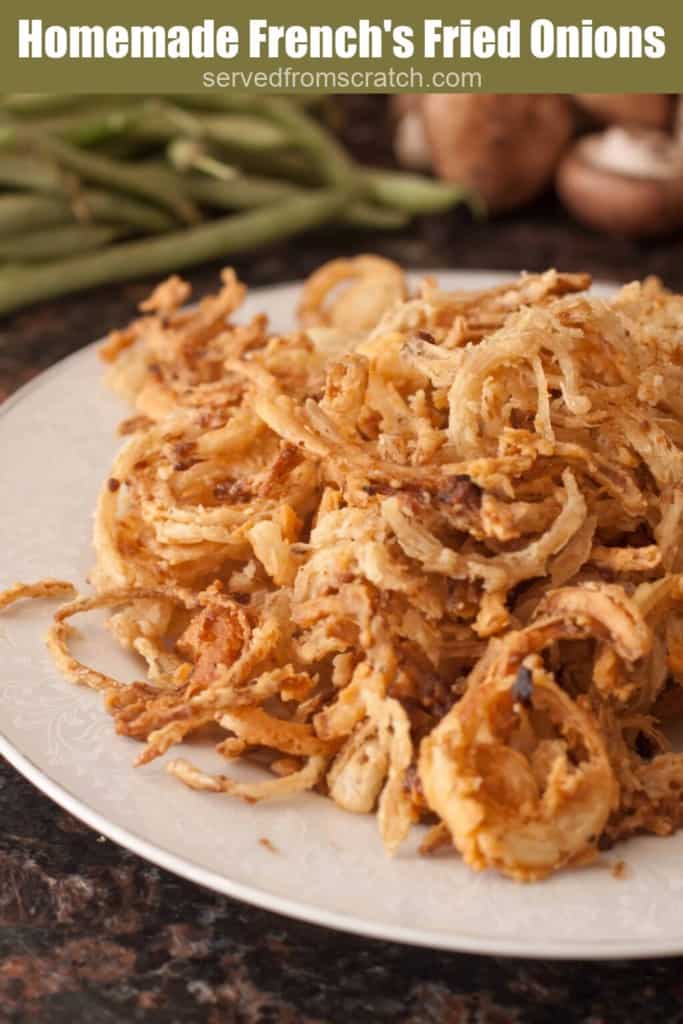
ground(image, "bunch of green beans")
xmin=0 ymin=94 xmax=472 ymax=316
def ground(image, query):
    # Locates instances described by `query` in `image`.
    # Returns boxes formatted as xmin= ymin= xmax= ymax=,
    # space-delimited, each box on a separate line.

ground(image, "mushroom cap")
xmin=573 ymin=94 xmax=673 ymax=130
xmin=556 ymin=128 xmax=683 ymax=237
xmin=421 ymin=94 xmax=574 ymax=214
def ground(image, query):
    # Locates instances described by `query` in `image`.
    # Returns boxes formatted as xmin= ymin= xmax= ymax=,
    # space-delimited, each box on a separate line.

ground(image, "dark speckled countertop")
xmin=3 ymin=190 xmax=683 ymax=1022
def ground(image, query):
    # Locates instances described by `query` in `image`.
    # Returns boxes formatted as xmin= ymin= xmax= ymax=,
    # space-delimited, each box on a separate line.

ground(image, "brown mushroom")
xmin=420 ymin=94 xmax=574 ymax=214
xmin=573 ymin=94 xmax=673 ymax=130
xmin=556 ymin=127 xmax=683 ymax=237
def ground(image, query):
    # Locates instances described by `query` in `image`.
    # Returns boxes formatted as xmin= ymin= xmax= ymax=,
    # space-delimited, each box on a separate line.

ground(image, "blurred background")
xmin=0 ymin=91 xmax=682 ymax=391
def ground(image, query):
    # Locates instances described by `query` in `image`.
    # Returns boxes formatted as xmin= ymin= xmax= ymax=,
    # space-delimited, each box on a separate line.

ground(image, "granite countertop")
xmin=2 ymin=207 xmax=683 ymax=1022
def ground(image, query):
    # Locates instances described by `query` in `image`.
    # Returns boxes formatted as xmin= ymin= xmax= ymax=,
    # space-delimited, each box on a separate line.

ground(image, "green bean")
xmin=44 ymin=106 xmax=290 ymax=149
xmin=363 ymin=169 xmax=470 ymax=215
xmin=341 ymin=201 xmax=411 ymax=231
xmin=203 ymin=147 xmax=321 ymax=186
xmin=0 ymin=224 xmax=129 ymax=263
xmin=25 ymin=99 xmax=292 ymax=153
xmin=176 ymin=96 xmax=357 ymax=189
xmin=115 ymin=102 xmax=280 ymax=148
xmin=0 ymin=154 xmax=67 ymax=192
xmin=14 ymin=101 xmax=188 ymax=147
xmin=185 ymin=174 xmax=298 ymax=210
xmin=78 ymin=190 xmax=175 ymax=232
xmin=200 ymin=114 xmax=290 ymax=151
xmin=0 ymin=187 xmax=349 ymax=316
xmin=26 ymin=106 xmax=143 ymax=147
xmin=0 ymin=188 xmax=174 ymax=235
xmin=187 ymin=175 xmax=409 ymax=230
xmin=261 ymin=99 xmax=356 ymax=189
xmin=0 ymin=194 xmax=73 ymax=234
xmin=167 ymin=140 xmax=239 ymax=181
xmin=23 ymin=134 xmax=198 ymax=224
xmin=139 ymin=106 xmax=291 ymax=152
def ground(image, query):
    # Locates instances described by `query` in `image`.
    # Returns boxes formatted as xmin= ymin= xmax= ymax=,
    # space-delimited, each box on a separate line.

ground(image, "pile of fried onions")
xmin=4 ymin=257 xmax=683 ymax=881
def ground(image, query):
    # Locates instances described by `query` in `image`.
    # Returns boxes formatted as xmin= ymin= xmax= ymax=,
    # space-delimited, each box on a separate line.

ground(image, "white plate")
xmin=1 ymin=270 xmax=680 ymax=960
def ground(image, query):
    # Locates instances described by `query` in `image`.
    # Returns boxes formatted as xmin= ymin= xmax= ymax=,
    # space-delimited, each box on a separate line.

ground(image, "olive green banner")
xmin=0 ymin=0 xmax=680 ymax=93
